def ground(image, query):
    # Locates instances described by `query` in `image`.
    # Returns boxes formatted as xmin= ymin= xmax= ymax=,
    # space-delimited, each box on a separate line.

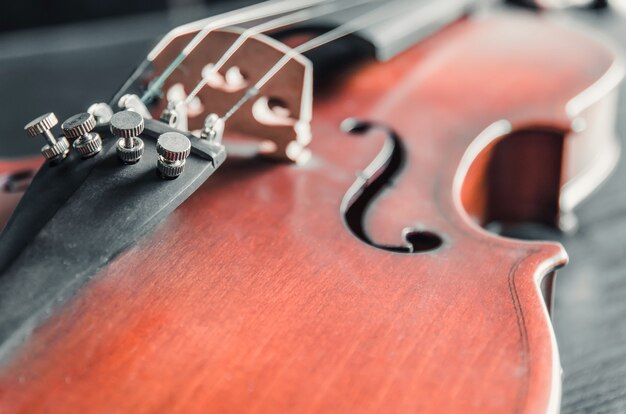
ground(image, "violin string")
xmin=184 ymin=0 xmax=378 ymax=106
xmin=221 ymin=0 xmax=415 ymax=122
xmin=142 ymin=0 xmax=331 ymax=103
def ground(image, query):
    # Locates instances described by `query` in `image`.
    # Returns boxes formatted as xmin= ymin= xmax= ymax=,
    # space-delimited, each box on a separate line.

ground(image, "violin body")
xmin=0 ymin=10 xmax=622 ymax=414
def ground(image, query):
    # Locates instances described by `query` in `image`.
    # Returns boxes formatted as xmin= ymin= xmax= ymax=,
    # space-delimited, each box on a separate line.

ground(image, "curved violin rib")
xmin=0 ymin=5 xmax=623 ymax=414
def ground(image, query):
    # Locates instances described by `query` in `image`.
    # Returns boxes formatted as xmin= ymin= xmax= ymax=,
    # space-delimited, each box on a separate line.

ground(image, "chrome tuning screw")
xmin=24 ymin=112 xmax=70 ymax=163
xmin=156 ymin=132 xmax=191 ymax=179
xmin=200 ymin=113 xmax=224 ymax=143
xmin=160 ymin=101 xmax=179 ymax=127
xmin=62 ymin=112 xmax=102 ymax=158
xmin=110 ymin=111 xmax=144 ymax=164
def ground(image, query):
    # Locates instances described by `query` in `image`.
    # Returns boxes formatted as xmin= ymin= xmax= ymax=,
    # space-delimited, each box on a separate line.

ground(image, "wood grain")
xmin=0 ymin=12 xmax=618 ymax=414
xmin=553 ymin=11 xmax=626 ymax=414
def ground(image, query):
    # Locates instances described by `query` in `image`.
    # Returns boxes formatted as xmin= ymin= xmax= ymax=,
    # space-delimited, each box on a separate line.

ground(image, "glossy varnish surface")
xmin=0 ymin=14 xmax=616 ymax=413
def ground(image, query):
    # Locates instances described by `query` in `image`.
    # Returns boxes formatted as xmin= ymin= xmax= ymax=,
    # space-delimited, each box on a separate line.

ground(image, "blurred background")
xmin=0 ymin=0 xmax=620 ymax=33
xmin=0 ymin=0 xmax=625 ymax=412
xmin=0 ymin=0 xmax=211 ymax=32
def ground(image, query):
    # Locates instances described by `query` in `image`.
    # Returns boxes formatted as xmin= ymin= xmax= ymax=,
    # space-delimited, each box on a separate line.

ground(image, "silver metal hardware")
xmin=24 ymin=112 xmax=70 ymax=162
xmin=200 ymin=113 xmax=225 ymax=143
xmin=160 ymin=105 xmax=179 ymax=127
xmin=62 ymin=112 xmax=102 ymax=158
xmin=160 ymin=100 xmax=188 ymax=131
xmin=87 ymin=103 xmax=114 ymax=126
xmin=110 ymin=111 xmax=145 ymax=164
xmin=156 ymin=132 xmax=191 ymax=179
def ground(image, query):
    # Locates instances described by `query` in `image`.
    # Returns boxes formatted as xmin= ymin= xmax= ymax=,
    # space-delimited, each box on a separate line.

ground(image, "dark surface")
xmin=0 ymin=3 xmax=625 ymax=412
xmin=0 ymin=0 xmax=167 ymax=32
xmin=547 ymin=9 xmax=626 ymax=414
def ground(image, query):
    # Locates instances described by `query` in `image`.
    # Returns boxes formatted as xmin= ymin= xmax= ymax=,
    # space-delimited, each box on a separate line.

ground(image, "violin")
xmin=0 ymin=0 xmax=623 ymax=412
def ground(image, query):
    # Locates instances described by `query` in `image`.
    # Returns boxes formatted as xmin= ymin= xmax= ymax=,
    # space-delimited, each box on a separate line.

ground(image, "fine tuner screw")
xmin=62 ymin=112 xmax=102 ymax=158
xmin=200 ymin=113 xmax=224 ymax=143
xmin=156 ymin=132 xmax=191 ymax=179
xmin=24 ymin=112 xmax=70 ymax=162
xmin=110 ymin=111 xmax=145 ymax=164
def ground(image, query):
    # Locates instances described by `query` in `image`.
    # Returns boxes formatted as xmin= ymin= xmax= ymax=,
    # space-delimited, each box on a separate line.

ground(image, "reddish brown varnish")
xmin=0 ymin=13 xmax=618 ymax=413
xmin=0 ymin=157 xmax=41 ymax=232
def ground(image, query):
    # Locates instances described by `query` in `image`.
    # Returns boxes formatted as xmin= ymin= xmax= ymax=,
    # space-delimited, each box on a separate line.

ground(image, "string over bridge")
xmin=148 ymin=28 xmax=313 ymax=163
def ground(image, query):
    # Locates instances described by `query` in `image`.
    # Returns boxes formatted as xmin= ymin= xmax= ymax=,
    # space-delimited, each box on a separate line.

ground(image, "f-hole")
xmin=461 ymin=127 xmax=567 ymax=237
xmin=340 ymin=118 xmax=443 ymax=254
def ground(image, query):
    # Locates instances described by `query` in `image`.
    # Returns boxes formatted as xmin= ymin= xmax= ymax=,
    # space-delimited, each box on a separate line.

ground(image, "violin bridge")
xmin=148 ymin=28 xmax=313 ymax=163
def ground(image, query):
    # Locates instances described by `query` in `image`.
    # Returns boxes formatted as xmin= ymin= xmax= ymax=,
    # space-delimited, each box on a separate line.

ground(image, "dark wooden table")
xmin=0 ymin=3 xmax=624 ymax=412
xmin=488 ymin=9 xmax=626 ymax=407
xmin=552 ymin=9 xmax=626 ymax=413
